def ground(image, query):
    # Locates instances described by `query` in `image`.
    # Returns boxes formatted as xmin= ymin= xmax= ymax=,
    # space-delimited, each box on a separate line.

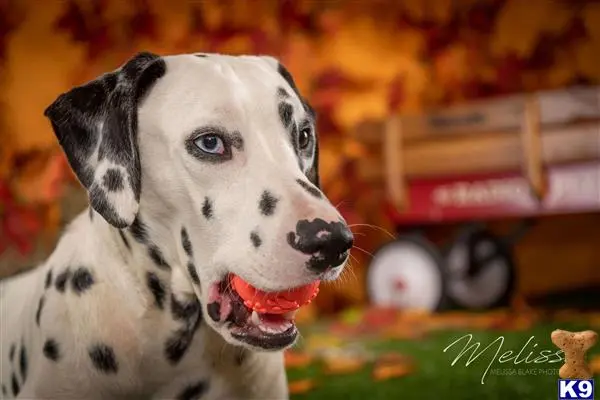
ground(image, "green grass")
xmin=287 ymin=322 xmax=598 ymax=400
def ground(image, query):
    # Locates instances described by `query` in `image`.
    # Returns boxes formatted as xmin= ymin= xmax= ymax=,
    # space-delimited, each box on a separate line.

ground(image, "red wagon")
xmin=353 ymin=86 xmax=600 ymax=311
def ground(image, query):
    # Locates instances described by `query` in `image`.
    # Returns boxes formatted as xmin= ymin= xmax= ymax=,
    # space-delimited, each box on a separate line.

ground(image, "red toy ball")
xmin=231 ymin=275 xmax=320 ymax=314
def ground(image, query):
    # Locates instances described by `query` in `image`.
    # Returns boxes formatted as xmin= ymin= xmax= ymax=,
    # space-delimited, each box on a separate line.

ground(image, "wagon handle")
xmin=521 ymin=94 xmax=547 ymax=201
xmin=384 ymin=115 xmax=408 ymax=211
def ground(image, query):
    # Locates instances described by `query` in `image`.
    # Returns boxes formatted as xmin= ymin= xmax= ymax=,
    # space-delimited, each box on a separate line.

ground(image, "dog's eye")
xmin=194 ymin=134 xmax=225 ymax=155
xmin=298 ymin=127 xmax=312 ymax=150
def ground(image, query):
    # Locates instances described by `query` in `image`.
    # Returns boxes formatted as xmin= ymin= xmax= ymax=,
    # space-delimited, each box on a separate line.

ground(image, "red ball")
xmin=231 ymin=275 xmax=320 ymax=314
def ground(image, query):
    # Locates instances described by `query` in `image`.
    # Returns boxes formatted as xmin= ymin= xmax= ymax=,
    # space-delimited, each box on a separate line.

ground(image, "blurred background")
xmin=1 ymin=0 xmax=599 ymax=399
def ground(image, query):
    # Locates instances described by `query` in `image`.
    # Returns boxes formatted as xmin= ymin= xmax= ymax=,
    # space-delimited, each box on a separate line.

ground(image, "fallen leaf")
xmin=284 ymin=351 xmax=313 ymax=369
xmin=372 ymin=363 xmax=415 ymax=381
xmin=288 ymin=379 xmax=315 ymax=395
xmin=323 ymin=356 xmax=366 ymax=375
xmin=376 ymin=352 xmax=413 ymax=366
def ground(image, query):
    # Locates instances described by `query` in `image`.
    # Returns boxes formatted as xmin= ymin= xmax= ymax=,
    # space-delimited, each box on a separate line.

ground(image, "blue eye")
xmin=194 ymin=134 xmax=225 ymax=155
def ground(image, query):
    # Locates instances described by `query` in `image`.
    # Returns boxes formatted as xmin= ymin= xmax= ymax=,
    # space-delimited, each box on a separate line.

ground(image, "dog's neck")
xmin=85 ymin=206 xmax=258 ymax=362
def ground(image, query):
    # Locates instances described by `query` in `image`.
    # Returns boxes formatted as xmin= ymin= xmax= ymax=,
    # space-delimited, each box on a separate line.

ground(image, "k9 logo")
xmin=559 ymin=380 xmax=594 ymax=400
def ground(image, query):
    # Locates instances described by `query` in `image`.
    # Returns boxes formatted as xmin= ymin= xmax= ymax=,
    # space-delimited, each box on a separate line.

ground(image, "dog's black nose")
xmin=287 ymin=218 xmax=354 ymax=273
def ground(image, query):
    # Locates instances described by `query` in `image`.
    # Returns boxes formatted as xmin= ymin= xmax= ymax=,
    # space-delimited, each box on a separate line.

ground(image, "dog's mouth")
xmin=207 ymin=275 xmax=317 ymax=350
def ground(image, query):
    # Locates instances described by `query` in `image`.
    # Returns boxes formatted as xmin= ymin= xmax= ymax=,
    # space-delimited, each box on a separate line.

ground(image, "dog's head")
xmin=45 ymin=52 xmax=353 ymax=351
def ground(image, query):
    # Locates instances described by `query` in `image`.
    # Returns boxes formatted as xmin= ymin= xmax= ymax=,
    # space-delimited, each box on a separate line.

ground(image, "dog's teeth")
xmin=282 ymin=310 xmax=298 ymax=320
xmin=251 ymin=310 xmax=261 ymax=326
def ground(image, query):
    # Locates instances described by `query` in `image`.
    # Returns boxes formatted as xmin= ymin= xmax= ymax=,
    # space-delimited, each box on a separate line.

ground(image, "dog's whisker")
xmin=334 ymin=199 xmax=347 ymax=210
xmin=348 ymin=223 xmax=396 ymax=239
xmin=351 ymin=245 xmax=374 ymax=259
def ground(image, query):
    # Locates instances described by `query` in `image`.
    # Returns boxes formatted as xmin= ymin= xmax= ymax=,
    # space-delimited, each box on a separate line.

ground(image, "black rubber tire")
xmin=443 ymin=227 xmax=516 ymax=310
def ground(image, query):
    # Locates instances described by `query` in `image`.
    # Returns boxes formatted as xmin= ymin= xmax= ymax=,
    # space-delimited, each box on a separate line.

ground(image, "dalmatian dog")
xmin=0 ymin=52 xmax=353 ymax=399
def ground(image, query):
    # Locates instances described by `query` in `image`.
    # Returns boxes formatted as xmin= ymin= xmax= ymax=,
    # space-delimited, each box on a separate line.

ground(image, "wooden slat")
xmin=521 ymin=95 xmax=547 ymax=200
xmin=383 ymin=116 xmax=407 ymax=211
xmin=351 ymin=86 xmax=600 ymax=144
xmin=357 ymin=122 xmax=600 ymax=183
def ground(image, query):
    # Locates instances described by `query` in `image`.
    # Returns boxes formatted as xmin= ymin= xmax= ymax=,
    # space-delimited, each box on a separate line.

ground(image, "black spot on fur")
xmin=277 ymin=87 xmax=290 ymax=98
xmin=102 ymin=168 xmax=125 ymax=191
xmin=88 ymin=344 xmax=119 ymax=374
xmin=89 ymin=207 xmax=94 ymax=220
xmin=55 ymin=269 xmax=71 ymax=293
xmin=36 ymin=296 xmax=45 ymax=326
xmin=146 ymin=271 xmax=166 ymax=309
xmin=2 ymin=384 xmax=6 ymax=396
xmin=181 ymin=227 xmax=193 ymax=257
xmin=177 ymin=380 xmax=209 ymax=400
xmin=43 ymin=339 xmax=60 ymax=362
xmin=44 ymin=269 xmax=53 ymax=289
xmin=119 ymin=230 xmax=131 ymax=250
xmin=71 ymin=267 xmax=95 ymax=294
xmin=10 ymin=373 xmax=19 ymax=397
xmin=9 ymin=343 xmax=15 ymax=361
xmin=165 ymin=328 xmax=195 ymax=365
xmin=165 ymin=295 xmax=203 ymax=365
xmin=259 ymin=191 xmax=278 ymax=216
xmin=129 ymin=216 xmax=149 ymax=243
xmin=250 ymin=231 xmax=262 ymax=248
xmin=290 ymin=123 xmax=300 ymax=154
xmin=19 ymin=343 xmax=27 ymax=382
xmin=195 ymin=54 xmax=207 ymax=58
xmin=187 ymin=262 xmax=200 ymax=285
xmin=171 ymin=294 xmax=202 ymax=322
xmin=278 ymin=101 xmax=293 ymax=128
xmin=202 ymin=197 xmax=213 ymax=219
xmin=148 ymin=246 xmax=171 ymax=270
xmin=296 ymin=179 xmax=322 ymax=199
xmin=89 ymin=184 xmax=130 ymax=228
xmin=207 ymin=302 xmax=220 ymax=322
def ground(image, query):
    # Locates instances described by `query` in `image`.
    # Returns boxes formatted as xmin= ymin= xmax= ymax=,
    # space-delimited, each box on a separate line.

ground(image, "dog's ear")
xmin=44 ymin=52 xmax=166 ymax=228
xmin=260 ymin=56 xmax=320 ymax=188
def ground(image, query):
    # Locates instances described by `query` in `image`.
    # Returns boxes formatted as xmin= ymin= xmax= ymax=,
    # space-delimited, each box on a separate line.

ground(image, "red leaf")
xmin=388 ymin=76 xmax=405 ymax=111
xmin=279 ymin=0 xmax=317 ymax=35
xmin=129 ymin=0 xmax=158 ymax=40
xmin=315 ymin=69 xmax=354 ymax=90
xmin=189 ymin=5 xmax=206 ymax=34
xmin=560 ymin=16 xmax=588 ymax=44
xmin=55 ymin=1 xmax=89 ymax=42
xmin=526 ymin=34 xmax=558 ymax=71
xmin=464 ymin=1 xmax=503 ymax=34
xmin=54 ymin=0 xmax=112 ymax=60
xmin=0 ymin=0 xmax=22 ymax=60
xmin=496 ymin=53 xmax=525 ymax=94
xmin=462 ymin=81 xmax=498 ymax=100
xmin=315 ymin=105 xmax=342 ymax=137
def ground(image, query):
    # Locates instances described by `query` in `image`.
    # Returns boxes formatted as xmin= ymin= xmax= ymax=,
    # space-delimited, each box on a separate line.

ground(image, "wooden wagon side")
xmin=353 ymin=86 xmax=600 ymax=312
xmin=352 ymin=86 xmax=600 ymax=218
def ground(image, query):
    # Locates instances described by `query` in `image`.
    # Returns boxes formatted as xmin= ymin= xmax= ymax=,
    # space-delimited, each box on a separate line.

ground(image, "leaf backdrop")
xmin=1 ymin=0 xmax=599 ymax=306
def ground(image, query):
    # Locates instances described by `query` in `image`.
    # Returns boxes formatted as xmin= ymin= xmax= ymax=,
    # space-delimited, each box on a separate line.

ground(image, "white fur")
xmin=0 ymin=53 xmax=348 ymax=399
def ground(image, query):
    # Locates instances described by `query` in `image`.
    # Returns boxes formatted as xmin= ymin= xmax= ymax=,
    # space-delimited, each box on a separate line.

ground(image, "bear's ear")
xmin=260 ymin=56 xmax=320 ymax=188
xmin=44 ymin=52 xmax=166 ymax=228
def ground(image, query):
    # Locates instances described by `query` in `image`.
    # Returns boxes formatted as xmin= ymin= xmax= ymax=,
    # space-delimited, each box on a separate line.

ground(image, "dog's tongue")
xmin=230 ymin=275 xmax=320 ymax=315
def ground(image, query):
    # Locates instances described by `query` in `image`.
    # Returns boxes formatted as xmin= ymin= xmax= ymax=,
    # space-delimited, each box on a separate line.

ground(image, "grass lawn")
xmin=287 ymin=320 xmax=598 ymax=400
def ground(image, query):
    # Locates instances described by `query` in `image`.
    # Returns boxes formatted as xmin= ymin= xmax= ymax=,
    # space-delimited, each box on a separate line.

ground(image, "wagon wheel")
xmin=445 ymin=227 xmax=516 ymax=310
xmin=367 ymin=235 xmax=448 ymax=312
